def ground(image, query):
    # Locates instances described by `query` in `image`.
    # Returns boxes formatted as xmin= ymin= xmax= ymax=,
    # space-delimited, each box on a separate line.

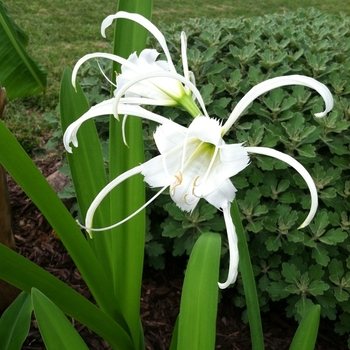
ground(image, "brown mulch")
xmin=2 ymin=154 xmax=348 ymax=350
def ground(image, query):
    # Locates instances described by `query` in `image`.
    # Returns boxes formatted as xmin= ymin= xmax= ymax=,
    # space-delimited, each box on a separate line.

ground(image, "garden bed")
xmin=3 ymin=155 xmax=347 ymax=350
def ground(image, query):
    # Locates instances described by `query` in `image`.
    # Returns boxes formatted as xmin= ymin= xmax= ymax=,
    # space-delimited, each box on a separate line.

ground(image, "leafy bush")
xmin=47 ymin=7 xmax=350 ymax=343
xmin=144 ymin=7 xmax=350 ymax=342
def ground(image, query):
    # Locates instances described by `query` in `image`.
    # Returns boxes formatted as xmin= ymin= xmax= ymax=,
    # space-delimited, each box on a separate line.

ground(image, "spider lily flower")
xmin=64 ymin=12 xmax=206 ymax=151
xmin=63 ymin=12 xmax=334 ymax=289
xmin=71 ymin=12 xmax=201 ymax=113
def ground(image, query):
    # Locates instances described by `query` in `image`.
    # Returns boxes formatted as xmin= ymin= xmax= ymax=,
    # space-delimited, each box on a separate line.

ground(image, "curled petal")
xmin=218 ymin=205 xmax=239 ymax=289
xmin=63 ymin=98 xmax=115 ymax=153
xmin=245 ymin=146 xmax=318 ymax=228
xmin=101 ymin=11 xmax=177 ymax=72
xmin=83 ymin=165 xmax=168 ymax=237
xmin=71 ymin=52 xmax=138 ymax=90
xmin=222 ymin=75 xmax=334 ymax=134
xmin=63 ymin=99 xmax=169 ymax=153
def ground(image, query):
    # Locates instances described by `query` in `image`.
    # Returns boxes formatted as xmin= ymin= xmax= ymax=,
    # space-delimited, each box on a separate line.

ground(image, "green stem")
xmin=231 ymin=200 xmax=265 ymax=350
xmin=108 ymin=1 xmax=152 ymax=348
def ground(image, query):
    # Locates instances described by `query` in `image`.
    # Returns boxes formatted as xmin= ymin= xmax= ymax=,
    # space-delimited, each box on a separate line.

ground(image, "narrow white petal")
xmin=116 ymin=104 xmax=172 ymax=125
xmin=71 ymin=52 xmax=139 ymax=90
xmin=63 ymin=100 xmax=169 ymax=153
xmin=101 ymin=11 xmax=177 ymax=72
xmin=181 ymin=31 xmax=190 ymax=81
xmin=63 ymin=98 xmax=115 ymax=152
xmin=85 ymin=165 xmax=142 ymax=236
xmin=83 ymin=165 xmax=167 ymax=237
xmin=245 ymin=146 xmax=318 ymax=228
xmin=222 ymin=75 xmax=334 ymax=134
xmin=219 ymin=205 xmax=239 ymax=289
xmin=120 ymin=96 xmax=185 ymax=107
xmin=121 ymin=115 xmax=129 ymax=147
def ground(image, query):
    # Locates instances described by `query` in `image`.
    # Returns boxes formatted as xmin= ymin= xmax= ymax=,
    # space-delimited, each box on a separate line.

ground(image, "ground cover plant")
xmin=0 ymin=1 xmax=350 ymax=349
xmin=149 ymin=8 xmax=350 ymax=344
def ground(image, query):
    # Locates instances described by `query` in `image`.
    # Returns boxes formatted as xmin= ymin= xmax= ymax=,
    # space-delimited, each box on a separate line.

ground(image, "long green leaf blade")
xmin=60 ymin=67 xmax=113 ymax=278
xmin=169 ymin=317 xmax=179 ymax=350
xmin=177 ymin=232 xmax=221 ymax=350
xmin=0 ymin=292 xmax=32 ymax=350
xmin=108 ymin=1 xmax=152 ymax=347
xmin=231 ymin=200 xmax=265 ymax=350
xmin=0 ymin=2 xmax=46 ymax=98
xmin=289 ymin=305 xmax=320 ymax=350
xmin=31 ymin=288 xmax=89 ymax=350
xmin=0 ymin=244 xmax=133 ymax=350
xmin=0 ymin=120 xmax=129 ymax=335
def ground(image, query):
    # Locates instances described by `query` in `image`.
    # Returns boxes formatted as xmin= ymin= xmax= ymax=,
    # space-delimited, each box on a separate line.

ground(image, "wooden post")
xmin=0 ymin=86 xmax=19 ymax=313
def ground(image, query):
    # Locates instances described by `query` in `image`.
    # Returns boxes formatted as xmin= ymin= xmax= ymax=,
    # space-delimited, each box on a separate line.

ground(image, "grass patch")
xmin=4 ymin=100 xmax=51 ymax=154
xmin=2 ymin=0 xmax=350 ymax=151
xmin=3 ymin=0 xmax=350 ymax=104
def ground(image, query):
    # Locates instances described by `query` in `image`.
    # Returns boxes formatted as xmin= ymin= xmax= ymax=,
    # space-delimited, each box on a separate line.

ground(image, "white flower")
xmin=63 ymin=12 xmax=334 ymax=289
xmin=142 ymin=116 xmax=249 ymax=212
xmin=63 ymin=12 xmax=206 ymax=152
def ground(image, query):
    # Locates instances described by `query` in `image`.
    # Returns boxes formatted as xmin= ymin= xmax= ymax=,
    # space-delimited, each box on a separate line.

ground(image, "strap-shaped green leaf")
xmin=231 ymin=200 xmax=264 ymax=350
xmin=60 ymin=67 xmax=114 ymax=278
xmin=0 ymin=244 xmax=133 ymax=350
xmin=108 ymin=1 xmax=152 ymax=348
xmin=0 ymin=120 xmax=130 ymax=338
xmin=289 ymin=304 xmax=320 ymax=350
xmin=0 ymin=292 xmax=32 ymax=350
xmin=31 ymin=288 xmax=88 ymax=350
xmin=0 ymin=2 xmax=46 ymax=98
xmin=169 ymin=317 xmax=179 ymax=350
xmin=177 ymin=232 xmax=221 ymax=350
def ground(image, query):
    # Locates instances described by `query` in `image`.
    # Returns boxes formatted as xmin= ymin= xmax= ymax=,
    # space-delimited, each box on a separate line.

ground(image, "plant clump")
xmin=47 ymin=7 xmax=350 ymax=345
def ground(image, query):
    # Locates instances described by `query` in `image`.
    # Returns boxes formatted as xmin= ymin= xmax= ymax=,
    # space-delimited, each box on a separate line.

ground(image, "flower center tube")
xmin=170 ymin=137 xmax=218 ymax=211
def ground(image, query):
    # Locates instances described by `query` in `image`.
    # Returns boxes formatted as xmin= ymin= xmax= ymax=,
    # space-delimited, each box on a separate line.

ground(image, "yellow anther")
xmin=170 ymin=171 xmax=183 ymax=193
xmin=192 ymin=175 xmax=200 ymax=195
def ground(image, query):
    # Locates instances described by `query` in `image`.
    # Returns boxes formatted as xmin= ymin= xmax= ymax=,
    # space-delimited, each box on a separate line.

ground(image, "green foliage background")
xmin=46 ymin=7 xmax=350 ymax=345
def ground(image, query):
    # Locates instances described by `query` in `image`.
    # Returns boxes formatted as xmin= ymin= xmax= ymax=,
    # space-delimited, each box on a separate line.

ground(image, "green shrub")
xmin=144 ymin=7 xmax=350 ymax=342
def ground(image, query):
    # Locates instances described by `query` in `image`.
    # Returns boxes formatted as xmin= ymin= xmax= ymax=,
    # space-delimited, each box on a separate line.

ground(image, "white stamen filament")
xmin=82 ymin=165 xmax=167 ymax=237
xmin=195 ymin=145 xmax=220 ymax=197
xmin=97 ymin=61 xmax=117 ymax=88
